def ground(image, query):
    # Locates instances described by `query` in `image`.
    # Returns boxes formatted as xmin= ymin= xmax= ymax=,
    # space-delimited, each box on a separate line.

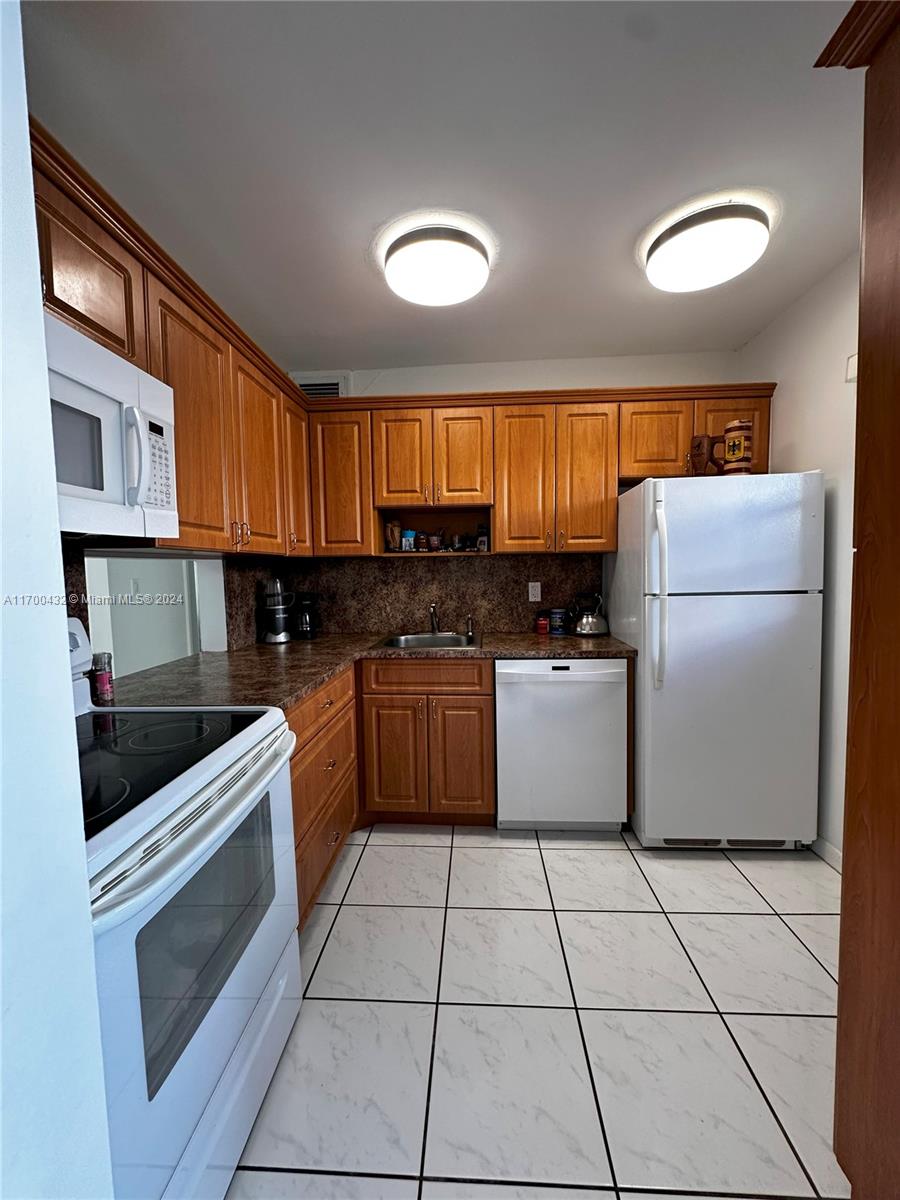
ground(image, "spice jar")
xmin=91 ymin=651 xmax=114 ymax=704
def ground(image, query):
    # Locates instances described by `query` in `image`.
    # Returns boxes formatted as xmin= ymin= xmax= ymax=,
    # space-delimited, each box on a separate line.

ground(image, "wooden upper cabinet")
xmin=619 ymin=400 xmax=693 ymax=478
xmin=283 ymin=400 xmax=313 ymax=556
xmin=310 ymin=411 xmax=375 ymax=555
xmin=34 ymin=172 xmax=147 ymax=369
xmin=556 ymin=402 xmax=619 ymax=552
xmin=693 ymin=396 xmax=771 ymax=473
xmin=362 ymin=695 xmax=429 ymax=813
xmin=148 ymin=276 xmax=235 ymax=551
xmin=428 ymin=695 xmax=495 ymax=816
xmin=433 ymin=407 xmax=493 ymax=505
xmin=373 ymin=409 xmax=432 ymax=506
xmin=230 ymin=352 xmax=286 ymax=553
xmin=494 ymin=405 xmax=556 ymax=552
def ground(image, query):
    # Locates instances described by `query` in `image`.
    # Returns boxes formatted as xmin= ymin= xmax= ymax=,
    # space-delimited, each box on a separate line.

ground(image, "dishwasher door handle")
xmin=496 ymin=669 xmax=627 ymax=684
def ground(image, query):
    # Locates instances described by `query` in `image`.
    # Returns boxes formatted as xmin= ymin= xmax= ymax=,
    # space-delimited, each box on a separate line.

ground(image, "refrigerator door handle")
xmin=654 ymin=596 xmax=669 ymax=689
xmin=654 ymin=480 xmax=669 ymax=596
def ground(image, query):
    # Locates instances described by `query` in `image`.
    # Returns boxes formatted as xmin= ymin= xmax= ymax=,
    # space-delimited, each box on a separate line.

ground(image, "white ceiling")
xmin=21 ymin=1 xmax=862 ymax=372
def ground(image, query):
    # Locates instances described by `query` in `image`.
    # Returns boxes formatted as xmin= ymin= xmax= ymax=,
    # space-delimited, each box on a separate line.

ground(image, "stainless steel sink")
xmin=379 ymin=632 xmax=482 ymax=650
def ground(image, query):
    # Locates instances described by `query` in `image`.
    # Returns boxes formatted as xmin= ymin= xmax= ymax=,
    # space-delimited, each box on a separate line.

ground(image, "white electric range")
xmin=69 ymin=619 xmax=301 ymax=1200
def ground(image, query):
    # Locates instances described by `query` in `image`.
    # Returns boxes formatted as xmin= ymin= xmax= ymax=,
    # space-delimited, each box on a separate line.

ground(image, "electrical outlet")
xmin=528 ymin=582 xmax=541 ymax=602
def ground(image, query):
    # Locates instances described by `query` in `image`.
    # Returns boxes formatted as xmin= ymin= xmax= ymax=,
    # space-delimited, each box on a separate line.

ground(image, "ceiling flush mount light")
xmin=384 ymin=225 xmax=490 ymax=306
xmin=643 ymin=202 xmax=771 ymax=293
xmin=374 ymin=211 xmax=496 ymax=307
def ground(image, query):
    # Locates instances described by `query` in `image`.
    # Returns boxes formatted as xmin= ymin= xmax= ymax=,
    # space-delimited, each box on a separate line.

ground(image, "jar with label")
xmin=535 ymin=611 xmax=550 ymax=635
xmin=549 ymin=608 xmax=567 ymax=636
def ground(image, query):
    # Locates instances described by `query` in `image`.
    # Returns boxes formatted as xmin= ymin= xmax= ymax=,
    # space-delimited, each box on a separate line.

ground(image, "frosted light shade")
xmin=646 ymin=205 xmax=770 ymax=293
xmin=384 ymin=227 xmax=490 ymax=306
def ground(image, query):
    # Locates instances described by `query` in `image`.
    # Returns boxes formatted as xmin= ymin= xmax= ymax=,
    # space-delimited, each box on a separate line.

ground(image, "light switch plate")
xmin=528 ymin=582 xmax=541 ymax=602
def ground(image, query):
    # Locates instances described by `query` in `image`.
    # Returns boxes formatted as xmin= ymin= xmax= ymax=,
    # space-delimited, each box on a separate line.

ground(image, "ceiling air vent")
xmin=290 ymin=370 xmax=352 ymax=399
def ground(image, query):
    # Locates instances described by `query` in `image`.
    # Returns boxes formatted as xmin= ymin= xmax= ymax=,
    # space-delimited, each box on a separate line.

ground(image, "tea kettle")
xmin=568 ymin=592 xmax=609 ymax=637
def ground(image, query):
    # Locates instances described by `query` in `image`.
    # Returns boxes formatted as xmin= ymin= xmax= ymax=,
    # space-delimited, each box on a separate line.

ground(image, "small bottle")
xmin=91 ymin=651 xmax=114 ymax=705
xmin=535 ymin=611 xmax=550 ymax=635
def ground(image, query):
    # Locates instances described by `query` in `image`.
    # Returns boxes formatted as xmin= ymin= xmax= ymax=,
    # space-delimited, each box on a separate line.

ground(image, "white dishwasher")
xmin=495 ymin=659 xmax=628 ymax=828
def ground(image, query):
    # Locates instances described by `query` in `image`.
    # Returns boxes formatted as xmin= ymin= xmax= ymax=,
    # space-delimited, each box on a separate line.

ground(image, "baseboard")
xmin=813 ymin=837 xmax=842 ymax=873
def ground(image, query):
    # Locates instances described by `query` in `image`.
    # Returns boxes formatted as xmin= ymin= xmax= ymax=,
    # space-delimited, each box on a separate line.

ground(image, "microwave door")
xmin=50 ymin=369 xmax=145 ymax=536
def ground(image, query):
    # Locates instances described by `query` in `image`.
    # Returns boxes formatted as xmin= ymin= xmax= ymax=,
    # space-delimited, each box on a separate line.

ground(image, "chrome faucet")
xmin=429 ymin=603 xmax=440 ymax=634
xmin=466 ymin=613 xmax=475 ymax=639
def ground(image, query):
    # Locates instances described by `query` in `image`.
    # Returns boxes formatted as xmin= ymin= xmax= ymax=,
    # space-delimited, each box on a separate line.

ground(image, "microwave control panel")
xmin=146 ymin=420 xmax=174 ymax=510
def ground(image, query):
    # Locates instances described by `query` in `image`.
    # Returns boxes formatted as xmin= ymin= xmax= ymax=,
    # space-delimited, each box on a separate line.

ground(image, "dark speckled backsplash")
xmin=224 ymin=554 xmax=604 ymax=649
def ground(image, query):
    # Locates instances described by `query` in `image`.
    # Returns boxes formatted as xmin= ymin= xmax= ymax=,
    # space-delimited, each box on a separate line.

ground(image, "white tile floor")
xmin=230 ymin=826 xmax=848 ymax=1200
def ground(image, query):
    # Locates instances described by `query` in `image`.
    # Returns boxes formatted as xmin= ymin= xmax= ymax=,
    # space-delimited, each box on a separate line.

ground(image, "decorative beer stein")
xmin=723 ymin=418 xmax=753 ymax=474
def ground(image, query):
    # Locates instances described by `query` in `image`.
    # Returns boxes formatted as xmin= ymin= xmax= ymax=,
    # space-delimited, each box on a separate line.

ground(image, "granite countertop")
xmin=111 ymin=632 xmax=636 ymax=711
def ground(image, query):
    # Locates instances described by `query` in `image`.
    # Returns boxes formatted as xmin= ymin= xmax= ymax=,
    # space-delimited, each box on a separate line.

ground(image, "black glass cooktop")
xmin=76 ymin=709 xmax=263 ymax=840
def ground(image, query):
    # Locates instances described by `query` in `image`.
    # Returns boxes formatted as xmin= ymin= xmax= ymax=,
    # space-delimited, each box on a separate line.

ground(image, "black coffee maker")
xmin=293 ymin=592 xmax=322 ymax=640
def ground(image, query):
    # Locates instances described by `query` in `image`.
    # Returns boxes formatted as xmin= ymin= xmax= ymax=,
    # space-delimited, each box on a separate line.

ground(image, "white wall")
xmin=337 ymin=349 xmax=739 ymax=396
xmin=0 ymin=3 xmax=114 ymax=1196
xmin=736 ymin=254 xmax=859 ymax=863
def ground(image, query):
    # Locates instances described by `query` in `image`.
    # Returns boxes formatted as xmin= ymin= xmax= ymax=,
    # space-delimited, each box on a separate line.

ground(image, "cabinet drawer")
xmin=290 ymin=702 xmax=357 ymax=840
xmin=362 ymin=659 xmax=493 ymax=695
xmin=296 ymin=768 xmax=357 ymax=925
xmin=285 ymin=667 xmax=355 ymax=750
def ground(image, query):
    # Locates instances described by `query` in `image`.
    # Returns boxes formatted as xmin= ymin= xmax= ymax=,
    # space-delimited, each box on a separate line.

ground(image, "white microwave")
xmin=46 ymin=314 xmax=179 ymax=537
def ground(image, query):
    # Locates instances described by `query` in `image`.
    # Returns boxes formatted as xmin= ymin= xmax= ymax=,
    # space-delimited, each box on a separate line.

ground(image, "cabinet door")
xmin=362 ymin=696 xmax=429 ymax=813
xmin=433 ymin=407 xmax=493 ymax=505
xmin=693 ymin=397 xmax=771 ymax=473
xmin=428 ymin=695 xmax=495 ymax=816
xmin=34 ymin=172 xmax=147 ymax=369
xmin=148 ymin=277 xmax=235 ymax=551
xmin=619 ymin=400 xmax=693 ymax=478
xmin=310 ymin=411 xmax=375 ymax=555
xmin=229 ymin=351 xmax=286 ymax=553
xmin=494 ymin=405 xmax=556 ymax=552
xmin=556 ymin=402 xmax=619 ymax=552
xmin=283 ymin=399 xmax=313 ymax=556
xmin=373 ymin=409 xmax=432 ymax=507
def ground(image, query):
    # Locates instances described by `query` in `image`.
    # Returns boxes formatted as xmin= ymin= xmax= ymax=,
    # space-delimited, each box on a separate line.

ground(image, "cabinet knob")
xmin=321 ymin=698 xmax=334 ymax=710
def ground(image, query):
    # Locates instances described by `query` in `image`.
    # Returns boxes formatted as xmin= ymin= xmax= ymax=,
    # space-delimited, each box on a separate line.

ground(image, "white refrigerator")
xmin=608 ymin=471 xmax=824 ymax=848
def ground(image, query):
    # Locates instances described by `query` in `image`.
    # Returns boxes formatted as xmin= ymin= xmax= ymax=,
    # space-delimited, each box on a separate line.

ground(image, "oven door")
xmin=91 ymin=732 xmax=298 ymax=1200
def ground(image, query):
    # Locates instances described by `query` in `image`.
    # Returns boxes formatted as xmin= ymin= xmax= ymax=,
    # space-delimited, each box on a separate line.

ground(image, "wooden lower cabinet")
xmin=286 ymin=670 xmax=360 ymax=927
xmin=362 ymin=696 xmax=429 ymax=813
xmin=429 ymin=695 xmax=495 ymax=816
xmin=296 ymin=767 xmax=357 ymax=925
xmin=362 ymin=663 xmax=495 ymax=819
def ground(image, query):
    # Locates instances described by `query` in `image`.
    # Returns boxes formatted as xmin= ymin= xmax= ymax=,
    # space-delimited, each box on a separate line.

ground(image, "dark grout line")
xmin=415 ymin=824 xmax=453 ymax=1199
xmin=302 ymin=830 xmax=370 ymax=998
xmin=625 ymin=845 xmax=822 ymax=1200
xmin=535 ymin=837 xmax=620 ymax=1195
xmin=724 ymin=857 xmax=840 ymax=986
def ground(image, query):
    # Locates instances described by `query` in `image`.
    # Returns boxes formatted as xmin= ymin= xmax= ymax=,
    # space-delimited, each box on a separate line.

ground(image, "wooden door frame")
xmin=817 ymin=6 xmax=900 ymax=1197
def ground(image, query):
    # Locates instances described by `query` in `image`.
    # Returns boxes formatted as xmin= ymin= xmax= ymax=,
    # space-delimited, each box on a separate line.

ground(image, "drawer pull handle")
xmin=417 ymin=699 xmax=424 ymax=720
xmin=323 ymin=758 xmax=337 ymax=771
xmin=545 ymin=530 xmax=551 ymax=549
xmin=327 ymin=831 xmax=340 ymax=845
xmin=321 ymin=698 xmax=334 ymax=709
xmin=432 ymin=698 xmax=437 ymax=720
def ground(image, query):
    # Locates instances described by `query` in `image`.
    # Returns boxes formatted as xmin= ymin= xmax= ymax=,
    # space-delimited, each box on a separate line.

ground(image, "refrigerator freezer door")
xmin=637 ymin=591 xmax=822 ymax=844
xmin=644 ymin=472 xmax=824 ymax=596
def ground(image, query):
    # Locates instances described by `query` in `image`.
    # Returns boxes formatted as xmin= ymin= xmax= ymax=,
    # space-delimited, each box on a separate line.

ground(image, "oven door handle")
xmin=91 ymin=726 xmax=295 ymax=934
